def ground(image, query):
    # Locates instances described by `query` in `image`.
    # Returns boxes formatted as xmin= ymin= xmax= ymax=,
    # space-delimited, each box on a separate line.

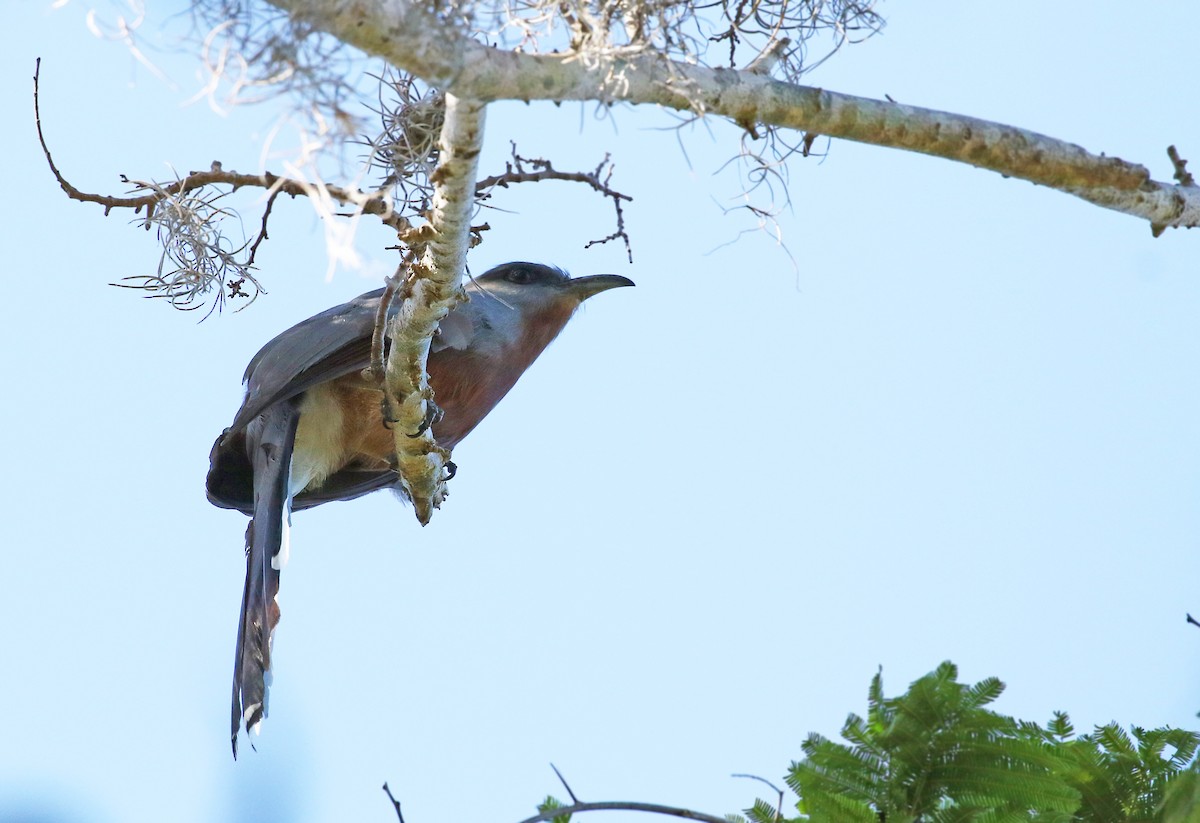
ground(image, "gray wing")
xmin=209 ymin=288 xmax=384 ymax=514
xmin=230 ymin=287 xmax=386 ymax=432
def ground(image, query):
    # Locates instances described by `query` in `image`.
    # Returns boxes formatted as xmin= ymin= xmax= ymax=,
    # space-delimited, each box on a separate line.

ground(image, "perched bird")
xmin=206 ymin=262 xmax=633 ymax=756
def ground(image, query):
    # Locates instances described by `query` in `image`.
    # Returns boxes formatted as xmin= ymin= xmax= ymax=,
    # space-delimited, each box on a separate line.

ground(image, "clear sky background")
xmin=3 ymin=3 xmax=1199 ymax=822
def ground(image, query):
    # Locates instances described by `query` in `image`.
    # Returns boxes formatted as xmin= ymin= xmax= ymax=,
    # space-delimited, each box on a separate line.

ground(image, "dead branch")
xmin=476 ymin=145 xmax=633 ymax=261
xmin=36 ymin=60 xmax=412 ymax=233
xmin=246 ymin=189 xmax=282 ymax=267
xmin=516 ymin=800 xmax=731 ymax=823
xmin=379 ymin=782 xmax=729 ymax=823
xmin=368 ymin=259 xmax=414 ymax=383
xmin=36 ymin=57 xmax=426 ymax=314
xmin=381 ymin=782 xmax=406 ymax=823
xmin=550 ymin=763 xmax=581 ymax=804
xmin=39 ymin=61 xmax=392 ymax=224
xmin=476 ymin=147 xmax=630 ymax=201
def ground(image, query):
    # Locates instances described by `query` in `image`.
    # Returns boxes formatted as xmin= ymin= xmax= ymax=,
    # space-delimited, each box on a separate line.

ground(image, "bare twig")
xmin=37 ymin=59 xmax=412 ymax=232
xmin=37 ymin=57 xmax=433 ymax=314
xmin=516 ymin=801 xmax=730 ymax=823
xmin=67 ymin=160 xmax=411 ymax=234
xmin=35 ymin=58 xmax=109 ymax=213
xmin=550 ymin=763 xmax=581 ymax=805
xmin=370 ymin=268 xmax=405 ymax=384
xmin=477 ymin=145 xmax=633 ymax=261
xmin=732 ymin=774 xmax=785 ymax=823
xmin=368 ymin=258 xmax=419 ymax=383
xmin=246 ymin=188 xmax=282 ymax=267
xmin=475 ymin=148 xmax=630 ymax=201
xmin=381 ymin=782 xmax=405 ymax=823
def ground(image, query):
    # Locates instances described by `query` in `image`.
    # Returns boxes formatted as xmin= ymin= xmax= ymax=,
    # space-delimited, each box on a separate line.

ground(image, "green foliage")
xmin=745 ymin=797 xmax=785 ymax=823
xmin=538 ymin=795 xmax=573 ymax=823
xmin=753 ymin=662 xmax=1198 ymax=823
xmin=1159 ymin=768 xmax=1200 ymax=823
xmin=1059 ymin=722 xmax=1199 ymax=822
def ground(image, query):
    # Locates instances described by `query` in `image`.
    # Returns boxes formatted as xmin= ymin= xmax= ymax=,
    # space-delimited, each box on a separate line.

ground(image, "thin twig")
xmin=36 ymin=60 xmax=414 ymax=235
xmin=369 ymin=261 xmax=411 ymax=383
xmin=477 ymin=145 xmax=634 ymax=261
xmin=246 ymin=188 xmax=281 ymax=266
xmin=550 ymin=763 xmax=581 ymax=805
xmin=34 ymin=58 xmax=115 ymax=213
xmin=516 ymin=801 xmax=730 ymax=823
xmin=475 ymin=166 xmax=631 ymax=200
xmin=381 ymin=782 xmax=405 ymax=823
xmin=732 ymin=774 xmax=785 ymax=823
xmin=583 ymin=194 xmax=632 ymax=262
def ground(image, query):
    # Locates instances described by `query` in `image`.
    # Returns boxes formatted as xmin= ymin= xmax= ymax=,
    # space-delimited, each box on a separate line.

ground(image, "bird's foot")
xmin=407 ymin=397 xmax=444 ymax=439
xmin=380 ymin=393 xmax=401 ymax=429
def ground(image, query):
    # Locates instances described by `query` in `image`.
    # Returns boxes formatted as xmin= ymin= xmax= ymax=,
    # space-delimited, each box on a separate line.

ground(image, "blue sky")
xmin=4 ymin=3 xmax=1199 ymax=822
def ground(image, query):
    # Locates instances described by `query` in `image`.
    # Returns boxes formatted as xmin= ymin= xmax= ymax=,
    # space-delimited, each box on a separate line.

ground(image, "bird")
xmin=206 ymin=261 xmax=634 ymax=757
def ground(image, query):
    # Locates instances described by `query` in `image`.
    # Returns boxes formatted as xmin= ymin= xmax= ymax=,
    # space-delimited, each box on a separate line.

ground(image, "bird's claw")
xmin=379 ymin=393 xmax=442 ymax=437
xmin=379 ymin=394 xmax=401 ymax=430
xmin=443 ymin=460 xmax=457 ymax=481
xmin=407 ymin=398 xmax=444 ymax=439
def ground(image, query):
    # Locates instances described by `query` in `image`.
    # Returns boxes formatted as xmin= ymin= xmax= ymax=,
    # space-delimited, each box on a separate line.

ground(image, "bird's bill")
xmin=566 ymin=274 xmax=636 ymax=301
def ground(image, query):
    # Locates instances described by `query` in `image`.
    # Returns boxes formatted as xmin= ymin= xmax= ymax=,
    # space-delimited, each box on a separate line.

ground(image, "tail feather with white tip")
xmin=230 ymin=397 xmax=301 ymax=758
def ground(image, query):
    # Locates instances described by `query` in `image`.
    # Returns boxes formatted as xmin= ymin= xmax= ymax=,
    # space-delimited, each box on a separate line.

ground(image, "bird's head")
xmin=468 ymin=261 xmax=634 ymax=309
xmin=443 ymin=262 xmax=634 ymax=354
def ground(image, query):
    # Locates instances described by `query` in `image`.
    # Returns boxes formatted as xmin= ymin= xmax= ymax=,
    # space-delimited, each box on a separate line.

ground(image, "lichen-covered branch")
xmin=266 ymin=0 xmax=1200 ymax=232
xmin=381 ymin=94 xmax=486 ymax=525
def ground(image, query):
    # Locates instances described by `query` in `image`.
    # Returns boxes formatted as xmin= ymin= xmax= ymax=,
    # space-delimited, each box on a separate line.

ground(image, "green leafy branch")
xmin=381 ymin=662 xmax=1200 ymax=823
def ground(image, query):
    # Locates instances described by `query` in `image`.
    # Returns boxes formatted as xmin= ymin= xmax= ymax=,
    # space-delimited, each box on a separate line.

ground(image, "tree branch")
xmin=477 ymin=146 xmax=633 ymax=261
xmin=381 ymin=782 xmax=406 ymax=823
xmin=380 ymin=94 xmax=485 ymax=525
xmin=550 ymin=763 xmax=581 ymax=804
xmin=37 ymin=56 xmax=413 ymax=233
xmin=266 ymin=0 xmax=1200 ymax=231
xmin=516 ymin=800 xmax=731 ymax=823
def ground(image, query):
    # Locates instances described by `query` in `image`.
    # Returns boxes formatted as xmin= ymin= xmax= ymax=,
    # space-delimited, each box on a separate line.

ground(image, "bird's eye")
xmin=506 ymin=267 xmax=534 ymax=285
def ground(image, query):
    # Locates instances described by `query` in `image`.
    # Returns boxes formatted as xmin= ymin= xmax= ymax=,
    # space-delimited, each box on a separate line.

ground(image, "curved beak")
xmin=565 ymin=274 xmax=636 ymax=301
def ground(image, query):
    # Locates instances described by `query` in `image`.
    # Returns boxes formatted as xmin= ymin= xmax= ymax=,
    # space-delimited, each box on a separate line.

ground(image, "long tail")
xmin=231 ymin=398 xmax=302 ymax=758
